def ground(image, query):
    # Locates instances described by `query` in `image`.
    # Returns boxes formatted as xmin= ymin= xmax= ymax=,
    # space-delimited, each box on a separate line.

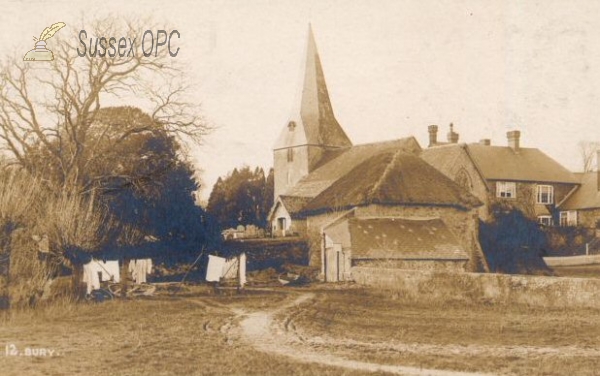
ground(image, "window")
xmin=538 ymin=216 xmax=553 ymax=226
xmin=496 ymin=182 xmax=516 ymax=198
xmin=559 ymin=211 xmax=577 ymax=227
xmin=455 ymin=169 xmax=472 ymax=191
xmin=287 ymin=148 xmax=294 ymax=162
xmin=537 ymin=185 xmax=554 ymax=204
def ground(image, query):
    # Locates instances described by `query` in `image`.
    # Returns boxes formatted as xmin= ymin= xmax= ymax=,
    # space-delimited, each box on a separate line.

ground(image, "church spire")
xmin=274 ymin=25 xmax=352 ymax=150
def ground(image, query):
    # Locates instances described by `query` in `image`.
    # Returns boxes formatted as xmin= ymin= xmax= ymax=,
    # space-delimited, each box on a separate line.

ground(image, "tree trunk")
xmin=72 ymin=263 xmax=84 ymax=299
xmin=0 ymin=252 xmax=9 ymax=309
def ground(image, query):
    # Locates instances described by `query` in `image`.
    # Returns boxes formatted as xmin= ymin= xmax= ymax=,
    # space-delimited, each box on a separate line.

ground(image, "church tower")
xmin=273 ymin=25 xmax=352 ymax=200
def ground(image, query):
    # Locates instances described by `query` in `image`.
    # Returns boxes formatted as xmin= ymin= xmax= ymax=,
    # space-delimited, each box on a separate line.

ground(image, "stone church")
xmin=268 ymin=26 xmax=489 ymax=279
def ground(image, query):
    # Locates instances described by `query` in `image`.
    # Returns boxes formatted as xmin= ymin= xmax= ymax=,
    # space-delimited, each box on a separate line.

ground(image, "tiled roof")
xmin=467 ymin=144 xmax=578 ymax=184
xmin=301 ymin=150 xmax=482 ymax=214
xmin=279 ymin=195 xmax=313 ymax=216
xmin=560 ymin=172 xmax=600 ymax=210
xmin=422 ymin=144 xmax=578 ymax=184
xmin=346 ymin=217 xmax=469 ymax=260
xmin=285 ymin=137 xmax=421 ymax=198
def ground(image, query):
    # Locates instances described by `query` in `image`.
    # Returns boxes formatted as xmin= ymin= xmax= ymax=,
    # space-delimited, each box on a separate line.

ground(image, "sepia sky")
xmin=2 ymin=0 xmax=600 ymax=199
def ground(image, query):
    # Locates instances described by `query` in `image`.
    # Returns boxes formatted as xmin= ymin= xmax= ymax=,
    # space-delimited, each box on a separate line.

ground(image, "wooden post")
xmin=586 ymin=243 xmax=590 ymax=256
xmin=72 ymin=263 xmax=83 ymax=299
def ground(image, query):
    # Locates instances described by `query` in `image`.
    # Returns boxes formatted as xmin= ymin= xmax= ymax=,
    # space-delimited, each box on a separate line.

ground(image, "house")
xmin=268 ymin=27 xmax=489 ymax=276
xmin=420 ymin=125 xmax=580 ymax=225
xmin=559 ymin=151 xmax=600 ymax=231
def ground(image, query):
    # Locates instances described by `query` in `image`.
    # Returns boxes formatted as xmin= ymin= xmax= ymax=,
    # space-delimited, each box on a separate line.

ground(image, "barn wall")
xmin=354 ymin=205 xmax=487 ymax=272
xmin=305 ymin=204 xmax=488 ymax=274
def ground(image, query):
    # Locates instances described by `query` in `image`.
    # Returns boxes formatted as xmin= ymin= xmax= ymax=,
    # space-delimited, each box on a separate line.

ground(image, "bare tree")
xmin=578 ymin=141 xmax=600 ymax=172
xmin=0 ymin=17 xmax=208 ymax=190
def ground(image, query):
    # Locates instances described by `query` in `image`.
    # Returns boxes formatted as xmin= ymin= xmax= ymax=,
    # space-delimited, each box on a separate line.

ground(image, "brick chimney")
xmin=447 ymin=123 xmax=459 ymax=143
xmin=479 ymin=139 xmax=491 ymax=146
xmin=507 ymin=130 xmax=521 ymax=151
xmin=428 ymin=125 xmax=438 ymax=147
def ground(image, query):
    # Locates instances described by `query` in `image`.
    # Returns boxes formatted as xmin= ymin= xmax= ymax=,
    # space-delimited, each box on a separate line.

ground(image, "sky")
xmin=1 ymin=0 xmax=599 ymax=199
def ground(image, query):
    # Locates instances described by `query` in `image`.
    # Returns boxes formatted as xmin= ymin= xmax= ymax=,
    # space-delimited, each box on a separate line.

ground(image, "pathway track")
xmin=235 ymin=292 xmax=495 ymax=376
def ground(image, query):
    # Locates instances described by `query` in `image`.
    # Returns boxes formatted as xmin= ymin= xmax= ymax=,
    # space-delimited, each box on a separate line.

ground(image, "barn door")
xmin=325 ymin=244 xmax=343 ymax=282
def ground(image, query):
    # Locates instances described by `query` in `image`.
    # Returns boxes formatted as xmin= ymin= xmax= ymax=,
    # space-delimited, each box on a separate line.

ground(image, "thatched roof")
xmin=301 ymin=150 xmax=482 ymax=215
xmin=560 ymin=172 xmax=600 ymax=210
xmin=285 ymin=137 xmax=422 ymax=198
xmin=345 ymin=217 xmax=469 ymax=260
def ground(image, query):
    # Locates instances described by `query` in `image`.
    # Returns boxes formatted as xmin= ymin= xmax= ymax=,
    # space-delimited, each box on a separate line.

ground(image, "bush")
xmin=479 ymin=203 xmax=552 ymax=275
xmin=544 ymin=226 xmax=594 ymax=256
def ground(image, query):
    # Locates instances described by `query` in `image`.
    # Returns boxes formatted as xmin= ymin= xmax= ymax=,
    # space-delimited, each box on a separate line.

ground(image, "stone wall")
xmin=352 ymin=267 xmax=600 ymax=309
xmin=353 ymin=259 xmax=467 ymax=272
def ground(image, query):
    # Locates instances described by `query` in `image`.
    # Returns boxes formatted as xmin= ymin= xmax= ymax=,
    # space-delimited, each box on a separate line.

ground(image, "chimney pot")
xmin=507 ymin=130 xmax=521 ymax=151
xmin=447 ymin=123 xmax=459 ymax=143
xmin=428 ymin=125 xmax=438 ymax=147
xmin=479 ymin=139 xmax=491 ymax=146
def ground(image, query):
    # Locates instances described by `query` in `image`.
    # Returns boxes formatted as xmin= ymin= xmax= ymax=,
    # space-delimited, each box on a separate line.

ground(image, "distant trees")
xmin=578 ymin=141 xmax=600 ymax=172
xmin=97 ymin=113 xmax=218 ymax=249
xmin=207 ymin=167 xmax=274 ymax=230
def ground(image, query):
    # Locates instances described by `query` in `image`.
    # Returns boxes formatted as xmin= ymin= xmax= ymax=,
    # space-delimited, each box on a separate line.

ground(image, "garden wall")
xmin=352 ymin=267 xmax=600 ymax=309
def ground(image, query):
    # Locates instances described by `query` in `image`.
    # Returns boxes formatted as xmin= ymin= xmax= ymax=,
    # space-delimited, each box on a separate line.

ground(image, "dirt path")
xmin=235 ymin=292 xmax=495 ymax=376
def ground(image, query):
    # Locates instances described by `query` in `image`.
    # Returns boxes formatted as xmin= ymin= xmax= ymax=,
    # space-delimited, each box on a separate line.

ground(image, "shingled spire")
xmin=273 ymin=25 xmax=353 ymax=200
xmin=274 ymin=25 xmax=352 ymax=150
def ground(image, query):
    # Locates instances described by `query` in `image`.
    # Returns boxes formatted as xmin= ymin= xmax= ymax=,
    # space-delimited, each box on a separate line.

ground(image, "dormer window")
xmin=288 ymin=121 xmax=296 ymax=131
xmin=537 ymin=185 xmax=554 ymax=204
xmin=496 ymin=181 xmax=516 ymax=198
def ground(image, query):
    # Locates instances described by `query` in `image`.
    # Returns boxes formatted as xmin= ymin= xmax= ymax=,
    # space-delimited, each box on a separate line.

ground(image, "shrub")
xmin=479 ymin=203 xmax=551 ymax=275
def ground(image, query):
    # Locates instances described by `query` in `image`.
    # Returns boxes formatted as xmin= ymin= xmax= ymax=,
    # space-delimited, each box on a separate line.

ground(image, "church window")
xmin=455 ymin=169 xmax=472 ymax=191
xmin=287 ymin=148 xmax=294 ymax=162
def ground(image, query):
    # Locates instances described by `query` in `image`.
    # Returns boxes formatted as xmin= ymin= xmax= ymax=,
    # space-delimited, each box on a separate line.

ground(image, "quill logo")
xmin=23 ymin=22 xmax=66 ymax=62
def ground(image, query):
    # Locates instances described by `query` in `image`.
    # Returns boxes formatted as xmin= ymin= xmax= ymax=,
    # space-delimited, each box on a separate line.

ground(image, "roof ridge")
xmin=368 ymin=151 xmax=403 ymax=199
xmin=352 ymin=137 xmax=415 ymax=149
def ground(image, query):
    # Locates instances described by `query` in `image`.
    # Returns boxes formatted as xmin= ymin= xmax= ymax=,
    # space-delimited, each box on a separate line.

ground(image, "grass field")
xmin=1 ymin=284 xmax=599 ymax=375
xmin=289 ymin=287 xmax=600 ymax=375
